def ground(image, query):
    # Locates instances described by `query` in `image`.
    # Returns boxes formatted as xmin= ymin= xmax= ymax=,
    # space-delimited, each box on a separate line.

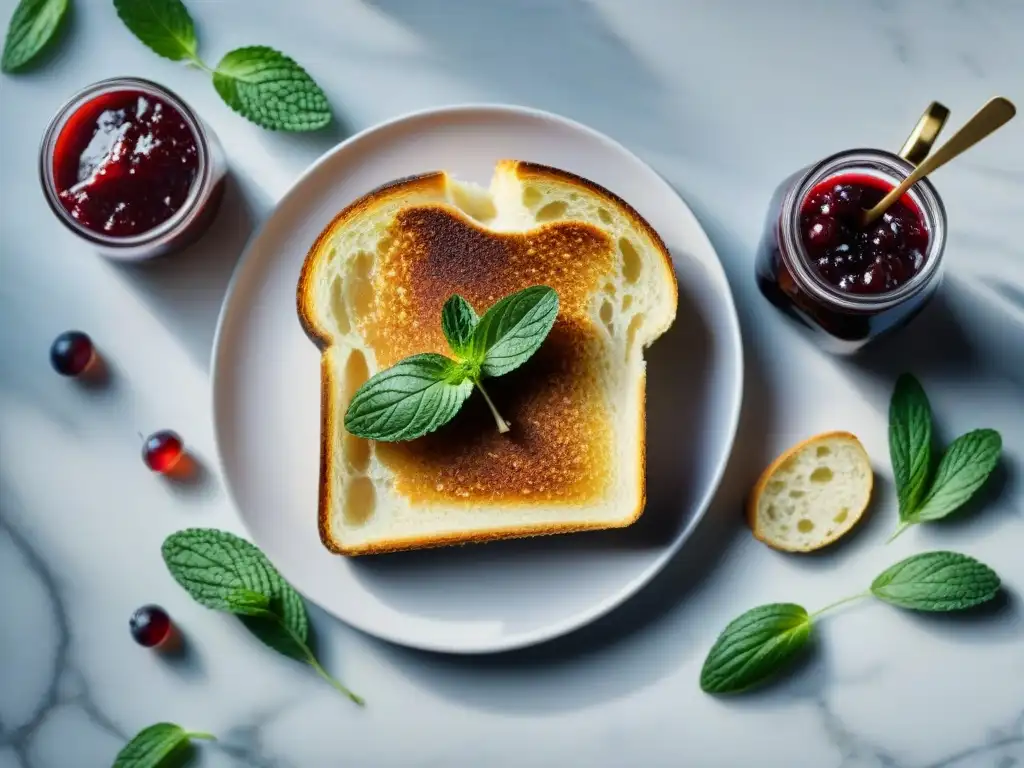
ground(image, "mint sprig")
xmin=700 ymin=551 xmax=1001 ymax=694
xmin=162 ymin=528 xmax=363 ymax=705
xmin=113 ymin=0 xmax=332 ymax=132
xmin=888 ymin=374 xmax=1002 ymax=541
xmin=1 ymin=0 xmax=69 ymax=73
xmin=113 ymin=723 xmax=214 ymax=768
xmin=345 ymin=285 xmax=560 ymax=442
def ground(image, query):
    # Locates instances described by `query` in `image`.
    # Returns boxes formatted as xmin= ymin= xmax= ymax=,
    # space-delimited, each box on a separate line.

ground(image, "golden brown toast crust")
xmin=297 ymin=161 xmax=674 ymax=555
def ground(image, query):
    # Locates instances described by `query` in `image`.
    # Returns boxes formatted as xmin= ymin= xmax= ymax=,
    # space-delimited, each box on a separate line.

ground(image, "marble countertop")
xmin=1 ymin=1 xmax=1022 ymax=766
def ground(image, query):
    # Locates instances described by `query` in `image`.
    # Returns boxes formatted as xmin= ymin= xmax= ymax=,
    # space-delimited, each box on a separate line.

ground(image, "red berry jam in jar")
xmin=755 ymin=149 xmax=946 ymax=353
xmin=40 ymin=78 xmax=226 ymax=260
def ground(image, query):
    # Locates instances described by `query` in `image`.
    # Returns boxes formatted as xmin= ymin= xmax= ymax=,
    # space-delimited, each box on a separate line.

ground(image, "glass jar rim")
xmin=38 ymin=76 xmax=213 ymax=248
xmin=779 ymin=148 xmax=947 ymax=312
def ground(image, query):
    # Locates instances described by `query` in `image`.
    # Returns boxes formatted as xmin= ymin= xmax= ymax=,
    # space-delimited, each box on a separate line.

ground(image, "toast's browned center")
xmin=362 ymin=206 xmax=614 ymax=505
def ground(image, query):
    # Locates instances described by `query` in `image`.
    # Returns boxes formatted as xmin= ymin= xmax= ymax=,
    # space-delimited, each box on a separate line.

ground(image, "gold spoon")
xmin=863 ymin=96 xmax=1016 ymax=226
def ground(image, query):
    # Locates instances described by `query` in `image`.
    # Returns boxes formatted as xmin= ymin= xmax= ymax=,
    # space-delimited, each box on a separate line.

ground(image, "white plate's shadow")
xmin=346 ymin=251 xmax=721 ymax=621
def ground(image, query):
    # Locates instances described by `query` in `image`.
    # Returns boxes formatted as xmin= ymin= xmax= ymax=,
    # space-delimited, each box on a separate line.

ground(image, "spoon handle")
xmin=864 ymin=97 xmax=1016 ymax=225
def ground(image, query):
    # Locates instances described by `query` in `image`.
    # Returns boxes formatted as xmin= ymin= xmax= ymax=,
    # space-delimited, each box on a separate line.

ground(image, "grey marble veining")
xmin=1 ymin=1 xmax=1022 ymax=766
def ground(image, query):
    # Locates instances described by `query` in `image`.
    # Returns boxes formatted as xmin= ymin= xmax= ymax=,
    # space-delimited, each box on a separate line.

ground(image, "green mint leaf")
xmin=225 ymin=588 xmax=271 ymax=616
xmin=871 ymin=551 xmax=1001 ymax=611
xmin=344 ymin=353 xmax=473 ymax=441
xmin=113 ymin=723 xmax=214 ymax=768
xmin=471 ymin=286 xmax=559 ymax=378
xmin=441 ymin=294 xmax=479 ymax=359
xmin=162 ymin=528 xmax=309 ymax=661
xmin=889 ymin=373 xmax=933 ymax=521
xmin=213 ymin=46 xmax=331 ymax=132
xmin=911 ymin=429 xmax=1002 ymax=522
xmin=112 ymin=0 xmax=198 ymax=62
xmin=1 ymin=0 xmax=69 ymax=73
xmin=700 ymin=603 xmax=812 ymax=694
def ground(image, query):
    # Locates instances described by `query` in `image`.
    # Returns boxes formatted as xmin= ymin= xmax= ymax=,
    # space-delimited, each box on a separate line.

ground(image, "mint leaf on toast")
xmin=344 ymin=353 xmax=473 ymax=442
xmin=213 ymin=46 xmax=331 ymax=131
xmin=871 ymin=551 xmax=1001 ymax=611
xmin=441 ymin=294 xmax=480 ymax=360
xmin=1 ymin=0 xmax=69 ymax=73
xmin=471 ymin=285 xmax=559 ymax=377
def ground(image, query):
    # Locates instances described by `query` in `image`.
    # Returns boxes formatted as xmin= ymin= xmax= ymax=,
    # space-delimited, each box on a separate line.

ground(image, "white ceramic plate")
xmin=212 ymin=105 xmax=743 ymax=654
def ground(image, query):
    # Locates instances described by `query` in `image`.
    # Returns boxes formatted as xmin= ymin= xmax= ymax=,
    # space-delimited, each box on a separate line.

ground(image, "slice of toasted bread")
xmin=748 ymin=431 xmax=873 ymax=552
xmin=297 ymin=160 xmax=678 ymax=555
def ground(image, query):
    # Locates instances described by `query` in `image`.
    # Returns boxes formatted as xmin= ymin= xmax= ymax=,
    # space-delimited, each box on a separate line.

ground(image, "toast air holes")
xmin=619 ymin=238 xmax=642 ymax=283
xmin=536 ymin=200 xmax=568 ymax=221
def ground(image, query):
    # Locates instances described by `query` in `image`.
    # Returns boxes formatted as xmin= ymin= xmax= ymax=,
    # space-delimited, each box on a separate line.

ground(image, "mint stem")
xmin=186 ymin=53 xmax=213 ymax=73
xmin=186 ymin=732 xmax=216 ymax=742
xmin=474 ymin=379 xmax=510 ymax=434
xmin=808 ymin=591 xmax=871 ymax=619
xmin=887 ymin=522 xmax=912 ymax=544
xmin=269 ymin=614 xmax=364 ymax=706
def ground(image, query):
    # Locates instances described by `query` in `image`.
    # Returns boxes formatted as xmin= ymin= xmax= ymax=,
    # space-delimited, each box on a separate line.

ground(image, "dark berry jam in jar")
xmin=755 ymin=149 xmax=946 ymax=353
xmin=39 ymin=77 xmax=226 ymax=260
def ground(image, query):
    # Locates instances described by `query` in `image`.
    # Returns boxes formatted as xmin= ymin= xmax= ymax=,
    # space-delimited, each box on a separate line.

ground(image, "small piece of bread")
xmin=297 ymin=160 xmax=678 ymax=555
xmin=747 ymin=431 xmax=873 ymax=552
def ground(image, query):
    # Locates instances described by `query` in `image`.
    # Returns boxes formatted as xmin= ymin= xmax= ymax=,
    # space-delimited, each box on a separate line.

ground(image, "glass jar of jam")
xmin=39 ymin=77 xmax=227 ymax=261
xmin=755 ymin=149 xmax=947 ymax=353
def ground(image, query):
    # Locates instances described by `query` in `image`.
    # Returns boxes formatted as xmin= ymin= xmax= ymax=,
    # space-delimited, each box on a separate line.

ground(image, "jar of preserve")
xmin=39 ymin=77 xmax=227 ymax=261
xmin=755 ymin=148 xmax=947 ymax=353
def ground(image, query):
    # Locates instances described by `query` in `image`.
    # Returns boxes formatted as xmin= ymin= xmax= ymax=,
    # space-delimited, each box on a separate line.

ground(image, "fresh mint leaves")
xmin=912 ymin=430 xmax=1002 ymax=521
xmin=345 ymin=285 xmax=560 ymax=442
xmin=344 ymin=353 xmax=474 ymax=443
xmin=889 ymin=373 xmax=932 ymax=519
xmin=113 ymin=723 xmax=214 ymax=768
xmin=162 ymin=528 xmax=363 ymax=705
xmin=700 ymin=551 xmax=1001 ymax=694
xmin=113 ymin=0 xmax=332 ymax=131
xmin=112 ymin=0 xmax=197 ymax=63
xmin=441 ymin=295 xmax=479 ymax=359
xmin=212 ymin=46 xmax=332 ymax=131
xmin=1 ymin=0 xmax=69 ymax=73
xmin=888 ymin=374 xmax=1002 ymax=540
xmin=471 ymin=286 xmax=561 ymax=377
xmin=870 ymin=551 xmax=1001 ymax=611
xmin=699 ymin=604 xmax=812 ymax=694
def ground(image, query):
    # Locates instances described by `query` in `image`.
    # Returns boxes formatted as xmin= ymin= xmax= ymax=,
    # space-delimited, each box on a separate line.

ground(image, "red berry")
xmin=50 ymin=331 xmax=94 ymax=376
xmin=130 ymin=605 xmax=171 ymax=647
xmin=143 ymin=430 xmax=184 ymax=473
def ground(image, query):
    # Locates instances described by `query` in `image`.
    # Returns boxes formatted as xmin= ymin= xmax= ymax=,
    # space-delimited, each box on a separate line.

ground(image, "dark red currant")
xmin=130 ymin=605 xmax=171 ymax=647
xmin=143 ymin=430 xmax=184 ymax=473
xmin=50 ymin=331 xmax=94 ymax=376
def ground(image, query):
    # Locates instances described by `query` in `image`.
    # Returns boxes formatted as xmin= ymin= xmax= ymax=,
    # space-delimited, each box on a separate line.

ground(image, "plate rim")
xmin=209 ymin=102 xmax=745 ymax=654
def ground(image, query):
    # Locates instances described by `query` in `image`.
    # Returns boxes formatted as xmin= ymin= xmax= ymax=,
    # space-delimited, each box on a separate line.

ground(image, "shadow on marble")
xmin=362 ymin=0 xmax=699 ymax=159
xmin=840 ymin=275 xmax=1024 ymax=390
xmin=359 ymin=206 xmax=777 ymax=714
xmin=158 ymin=450 xmax=220 ymax=503
xmin=111 ymin=175 xmax=264 ymax=373
xmin=155 ymin=628 xmax=207 ymax=680
xmin=902 ymin=587 xmax=1022 ymax=644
